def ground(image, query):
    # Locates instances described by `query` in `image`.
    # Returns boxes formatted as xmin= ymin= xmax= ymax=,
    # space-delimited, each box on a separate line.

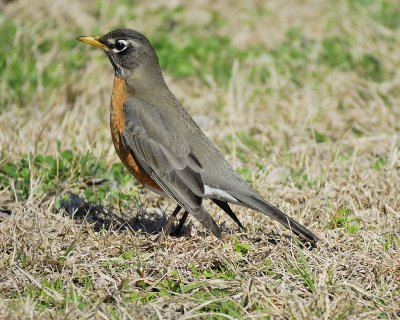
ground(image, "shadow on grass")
xmin=57 ymin=192 xmax=196 ymax=238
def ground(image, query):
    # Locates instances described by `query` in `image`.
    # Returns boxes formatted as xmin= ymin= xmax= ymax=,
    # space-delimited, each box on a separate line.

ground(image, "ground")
xmin=0 ymin=0 xmax=399 ymax=319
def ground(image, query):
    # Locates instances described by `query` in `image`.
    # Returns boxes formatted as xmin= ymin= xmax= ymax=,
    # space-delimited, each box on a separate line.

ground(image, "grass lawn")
xmin=0 ymin=0 xmax=399 ymax=318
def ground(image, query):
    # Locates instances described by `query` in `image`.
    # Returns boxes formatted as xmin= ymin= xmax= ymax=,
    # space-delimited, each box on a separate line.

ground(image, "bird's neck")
xmin=124 ymin=58 xmax=169 ymax=99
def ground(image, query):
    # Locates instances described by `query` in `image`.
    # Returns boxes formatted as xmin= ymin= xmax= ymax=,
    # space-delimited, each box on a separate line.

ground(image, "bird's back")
xmin=148 ymin=91 xmax=252 ymax=194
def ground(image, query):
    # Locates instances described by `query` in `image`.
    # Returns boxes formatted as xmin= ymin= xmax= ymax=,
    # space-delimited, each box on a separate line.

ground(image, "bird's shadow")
xmin=57 ymin=192 xmax=193 ymax=237
xmin=56 ymin=192 xmax=245 ymax=240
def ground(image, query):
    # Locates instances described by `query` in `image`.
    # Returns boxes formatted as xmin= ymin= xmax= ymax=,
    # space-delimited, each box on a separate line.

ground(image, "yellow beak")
xmin=77 ymin=36 xmax=109 ymax=51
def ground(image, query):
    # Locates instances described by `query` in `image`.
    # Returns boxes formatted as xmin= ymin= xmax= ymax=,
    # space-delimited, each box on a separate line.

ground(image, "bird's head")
xmin=78 ymin=29 xmax=165 ymax=91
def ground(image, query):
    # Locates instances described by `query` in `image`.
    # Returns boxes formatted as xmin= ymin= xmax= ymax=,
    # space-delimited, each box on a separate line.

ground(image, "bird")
xmin=77 ymin=29 xmax=318 ymax=245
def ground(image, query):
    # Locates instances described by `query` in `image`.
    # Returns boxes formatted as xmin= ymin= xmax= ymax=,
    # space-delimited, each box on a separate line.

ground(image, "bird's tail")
xmin=233 ymin=192 xmax=319 ymax=244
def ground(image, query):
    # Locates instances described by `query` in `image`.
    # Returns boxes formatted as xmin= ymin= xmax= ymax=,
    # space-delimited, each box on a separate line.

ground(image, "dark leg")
xmin=172 ymin=210 xmax=190 ymax=236
xmin=155 ymin=205 xmax=181 ymax=243
xmin=212 ymin=199 xmax=245 ymax=230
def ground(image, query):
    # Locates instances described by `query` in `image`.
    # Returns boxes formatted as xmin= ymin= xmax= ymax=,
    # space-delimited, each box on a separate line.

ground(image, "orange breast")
xmin=110 ymin=77 xmax=161 ymax=190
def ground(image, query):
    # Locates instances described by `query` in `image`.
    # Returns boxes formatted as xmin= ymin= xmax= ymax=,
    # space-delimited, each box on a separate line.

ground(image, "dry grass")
xmin=0 ymin=0 xmax=399 ymax=319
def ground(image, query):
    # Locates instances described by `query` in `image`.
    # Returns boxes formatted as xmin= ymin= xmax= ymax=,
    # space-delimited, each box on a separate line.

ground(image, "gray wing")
xmin=121 ymin=99 xmax=221 ymax=238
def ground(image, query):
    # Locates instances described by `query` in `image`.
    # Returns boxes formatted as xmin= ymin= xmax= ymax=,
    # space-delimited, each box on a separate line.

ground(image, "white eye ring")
xmin=112 ymin=40 xmax=129 ymax=53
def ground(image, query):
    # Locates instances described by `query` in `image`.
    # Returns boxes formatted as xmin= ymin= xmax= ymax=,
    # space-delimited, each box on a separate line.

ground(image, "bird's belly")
xmin=110 ymin=76 xmax=161 ymax=190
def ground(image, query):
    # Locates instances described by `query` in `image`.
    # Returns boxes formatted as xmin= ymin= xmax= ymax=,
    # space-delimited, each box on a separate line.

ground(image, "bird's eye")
xmin=113 ymin=40 xmax=129 ymax=52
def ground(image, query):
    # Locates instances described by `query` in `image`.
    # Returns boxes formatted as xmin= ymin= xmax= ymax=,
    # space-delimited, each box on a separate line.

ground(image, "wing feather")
xmin=121 ymin=99 xmax=221 ymax=237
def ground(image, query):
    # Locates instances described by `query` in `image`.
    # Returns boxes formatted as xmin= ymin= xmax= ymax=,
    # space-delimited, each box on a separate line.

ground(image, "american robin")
xmin=77 ymin=29 xmax=318 ymax=244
